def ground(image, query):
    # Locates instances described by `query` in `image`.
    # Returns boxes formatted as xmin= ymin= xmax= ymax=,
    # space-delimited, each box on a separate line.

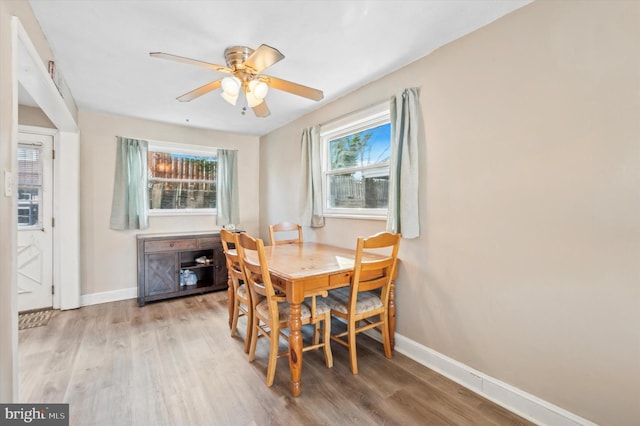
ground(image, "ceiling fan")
xmin=150 ymin=44 xmax=324 ymax=118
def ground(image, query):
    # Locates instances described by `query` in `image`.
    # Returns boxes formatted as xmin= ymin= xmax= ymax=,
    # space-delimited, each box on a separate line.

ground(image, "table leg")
xmin=288 ymin=301 xmax=303 ymax=397
xmin=389 ymin=281 xmax=396 ymax=351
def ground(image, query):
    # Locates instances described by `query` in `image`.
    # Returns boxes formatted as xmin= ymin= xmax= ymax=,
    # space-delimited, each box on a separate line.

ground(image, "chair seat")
xmin=256 ymin=297 xmax=330 ymax=323
xmin=326 ymin=287 xmax=383 ymax=315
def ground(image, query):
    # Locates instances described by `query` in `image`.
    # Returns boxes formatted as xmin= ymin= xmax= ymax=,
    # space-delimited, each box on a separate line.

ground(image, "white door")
xmin=17 ymin=131 xmax=54 ymax=312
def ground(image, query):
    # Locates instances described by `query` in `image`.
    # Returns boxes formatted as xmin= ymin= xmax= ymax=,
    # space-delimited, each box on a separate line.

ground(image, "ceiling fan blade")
xmin=177 ymin=80 xmax=222 ymax=102
xmin=252 ymin=100 xmax=270 ymax=118
xmin=150 ymin=52 xmax=232 ymax=74
xmin=261 ymin=75 xmax=324 ymax=101
xmin=244 ymin=44 xmax=284 ymax=74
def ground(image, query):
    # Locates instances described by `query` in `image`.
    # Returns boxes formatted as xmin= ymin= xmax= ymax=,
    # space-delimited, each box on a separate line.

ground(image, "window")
xmin=322 ymin=103 xmax=391 ymax=218
xmin=147 ymin=141 xmax=217 ymax=215
xmin=17 ymin=144 xmax=43 ymax=228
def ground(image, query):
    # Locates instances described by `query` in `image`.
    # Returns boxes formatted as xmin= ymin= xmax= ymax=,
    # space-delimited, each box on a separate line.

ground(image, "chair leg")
xmin=322 ymin=314 xmax=333 ymax=368
xmin=381 ymin=316 xmax=392 ymax=359
xmin=348 ymin=321 xmax=358 ymax=375
xmin=248 ymin=314 xmax=260 ymax=363
xmin=312 ymin=322 xmax=319 ymax=346
xmin=243 ymin=306 xmax=252 ymax=354
xmin=230 ymin=300 xmax=240 ymax=337
xmin=265 ymin=324 xmax=279 ymax=387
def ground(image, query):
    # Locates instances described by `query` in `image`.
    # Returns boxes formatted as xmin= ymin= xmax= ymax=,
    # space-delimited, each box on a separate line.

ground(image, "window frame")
xmin=320 ymin=102 xmax=391 ymax=220
xmin=147 ymin=140 xmax=218 ymax=217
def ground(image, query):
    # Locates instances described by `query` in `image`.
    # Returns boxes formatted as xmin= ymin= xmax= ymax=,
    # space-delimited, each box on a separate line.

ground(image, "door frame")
xmin=14 ymin=18 xmax=81 ymax=312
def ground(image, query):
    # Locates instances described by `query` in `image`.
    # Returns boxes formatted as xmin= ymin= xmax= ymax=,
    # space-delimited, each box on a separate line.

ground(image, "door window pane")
xmin=17 ymin=145 xmax=42 ymax=228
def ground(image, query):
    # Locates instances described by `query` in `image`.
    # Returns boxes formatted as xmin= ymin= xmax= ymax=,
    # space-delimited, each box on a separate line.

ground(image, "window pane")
xmin=329 ymin=123 xmax=390 ymax=171
xmin=17 ymin=146 xmax=42 ymax=227
xmin=149 ymin=181 xmax=216 ymax=210
xmin=147 ymin=151 xmax=217 ymax=210
xmin=328 ymin=169 xmax=389 ymax=209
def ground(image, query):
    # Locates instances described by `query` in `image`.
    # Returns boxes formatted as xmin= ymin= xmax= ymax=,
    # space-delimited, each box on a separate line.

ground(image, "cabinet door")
xmin=213 ymin=247 xmax=228 ymax=287
xmin=145 ymin=252 xmax=178 ymax=296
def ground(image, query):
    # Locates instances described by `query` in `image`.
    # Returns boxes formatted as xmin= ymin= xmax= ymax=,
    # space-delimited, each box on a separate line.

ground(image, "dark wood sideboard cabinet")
xmin=137 ymin=232 xmax=228 ymax=306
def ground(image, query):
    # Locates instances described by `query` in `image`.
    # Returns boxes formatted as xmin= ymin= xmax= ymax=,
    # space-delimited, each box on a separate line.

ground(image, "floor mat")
xmin=18 ymin=309 xmax=53 ymax=330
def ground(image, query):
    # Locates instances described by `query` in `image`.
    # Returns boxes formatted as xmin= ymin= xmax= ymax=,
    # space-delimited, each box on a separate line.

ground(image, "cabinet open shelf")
xmin=181 ymin=262 xmax=214 ymax=270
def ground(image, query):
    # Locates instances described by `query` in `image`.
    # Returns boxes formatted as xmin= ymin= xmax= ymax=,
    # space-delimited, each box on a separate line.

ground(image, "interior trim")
xmin=80 ymin=287 xmax=137 ymax=307
xmin=394 ymin=334 xmax=596 ymax=426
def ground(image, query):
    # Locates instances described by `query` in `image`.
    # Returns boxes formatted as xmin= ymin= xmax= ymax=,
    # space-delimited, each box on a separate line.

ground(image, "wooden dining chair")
xmin=268 ymin=222 xmax=303 ymax=245
xmin=326 ymin=231 xmax=401 ymax=375
xmin=235 ymin=232 xmax=333 ymax=387
xmin=220 ymin=229 xmax=254 ymax=353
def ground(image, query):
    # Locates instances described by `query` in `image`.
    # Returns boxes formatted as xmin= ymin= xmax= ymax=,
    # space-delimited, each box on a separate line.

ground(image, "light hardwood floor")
xmin=19 ymin=291 xmax=533 ymax=426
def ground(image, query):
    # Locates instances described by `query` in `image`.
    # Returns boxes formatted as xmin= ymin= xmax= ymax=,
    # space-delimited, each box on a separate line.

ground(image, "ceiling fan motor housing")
xmin=224 ymin=46 xmax=254 ymax=71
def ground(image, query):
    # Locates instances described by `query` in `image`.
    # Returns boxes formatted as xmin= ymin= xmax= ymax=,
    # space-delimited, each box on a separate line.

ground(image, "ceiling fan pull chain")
xmin=241 ymin=94 xmax=248 ymax=116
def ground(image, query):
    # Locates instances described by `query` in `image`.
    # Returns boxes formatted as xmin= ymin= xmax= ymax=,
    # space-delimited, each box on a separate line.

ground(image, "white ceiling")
xmin=28 ymin=0 xmax=530 ymax=136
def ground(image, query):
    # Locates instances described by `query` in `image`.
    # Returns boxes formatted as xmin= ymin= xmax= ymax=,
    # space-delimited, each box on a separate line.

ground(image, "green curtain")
xmin=299 ymin=125 xmax=324 ymax=227
xmin=109 ymin=137 xmax=149 ymax=230
xmin=387 ymin=88 xmax=421 ymax=238
xmin=216 ymin=149 xmax=239 ymax=225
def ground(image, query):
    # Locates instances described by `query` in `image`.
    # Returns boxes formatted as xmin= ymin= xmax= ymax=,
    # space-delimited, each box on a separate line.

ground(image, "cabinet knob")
xmin=169 ymin=242 xmax=175 ymax=247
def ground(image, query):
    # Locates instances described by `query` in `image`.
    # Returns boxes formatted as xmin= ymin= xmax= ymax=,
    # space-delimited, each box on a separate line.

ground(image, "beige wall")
xmin=18 ymin=105 xmax=55 ymax=128
xmin=78 ymin=110 xmax=260 ymax=296
xmin=259 ymin=1 xmax=640 ymax=425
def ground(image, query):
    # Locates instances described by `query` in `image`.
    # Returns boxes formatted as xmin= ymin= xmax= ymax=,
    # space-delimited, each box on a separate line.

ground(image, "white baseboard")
xmin=394 ymin=334 xmax=596 ymax=426
xmin=80 ymin=286 xmax=137 ymax=307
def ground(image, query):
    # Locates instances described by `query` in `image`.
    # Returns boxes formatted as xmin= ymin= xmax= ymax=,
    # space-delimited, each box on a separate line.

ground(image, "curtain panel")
xmin=109 ymin=137 xmax=149 ymax=230
xmin=216 ymin=149 xmax=240 ymax=226
xmin=387 ymin=88 xmax=422 ymax=238
xmin=299 ymin=125 xmax=325 ymax=228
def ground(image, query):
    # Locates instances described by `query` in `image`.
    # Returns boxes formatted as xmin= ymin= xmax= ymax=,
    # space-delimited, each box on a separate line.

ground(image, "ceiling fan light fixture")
xmin=245 ymin=90 xmax=264 ymax=108
xmin=221 ymin=90 xmax=239 ymax=106
xmin=152 ymin=44 xmax=324 ymax=117
xmin=249 ymin=79 xmax=269 ymax=99
xmin=221 ymin=76 xmax=241 ymax=96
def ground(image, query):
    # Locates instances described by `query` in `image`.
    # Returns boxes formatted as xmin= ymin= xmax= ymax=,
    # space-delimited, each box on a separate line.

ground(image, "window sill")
xmin=323 ymin=212 xmax=386 ymax=221
xmin=148 ymin=209 xmax=216 ymax=217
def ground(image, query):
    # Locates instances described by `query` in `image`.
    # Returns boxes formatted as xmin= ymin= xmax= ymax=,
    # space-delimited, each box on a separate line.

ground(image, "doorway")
xmin=16 ymin=131 xmax=54 ymax=312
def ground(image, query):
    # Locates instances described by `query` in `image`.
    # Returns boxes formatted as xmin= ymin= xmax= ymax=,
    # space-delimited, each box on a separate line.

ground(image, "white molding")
xmin=14 ymin=18 xmax=77 ymax=132
xmin=14 ymin=17 xmax=81 ymax=312
xmin=394 ymin=334 xmax=597 ymax=426
xmin=80 ymin=287 xmax=137 ymax=307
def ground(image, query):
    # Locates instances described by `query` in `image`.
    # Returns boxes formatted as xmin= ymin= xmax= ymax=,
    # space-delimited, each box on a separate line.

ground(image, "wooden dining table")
xmin=244 ymin=242 xmax=397 ymax=397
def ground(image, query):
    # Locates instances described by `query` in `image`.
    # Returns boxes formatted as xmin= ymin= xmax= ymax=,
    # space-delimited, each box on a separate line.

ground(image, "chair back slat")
xmin=350 ymin=232 xmax=401 ymax=307
xmin=269 ymin=222 xmax=303 ymax=245
xmin=236 ymin=232 xmax=280 ymax=321
xmin=220 ymin=229 xmax=244 ymax=285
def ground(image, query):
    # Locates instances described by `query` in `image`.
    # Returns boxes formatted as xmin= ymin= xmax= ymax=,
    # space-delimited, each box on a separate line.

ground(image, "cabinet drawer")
xmin=145 ymin=239 xmax=197 ymax=253
xmin=198 ymin=237 xmax=217 ymax=249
